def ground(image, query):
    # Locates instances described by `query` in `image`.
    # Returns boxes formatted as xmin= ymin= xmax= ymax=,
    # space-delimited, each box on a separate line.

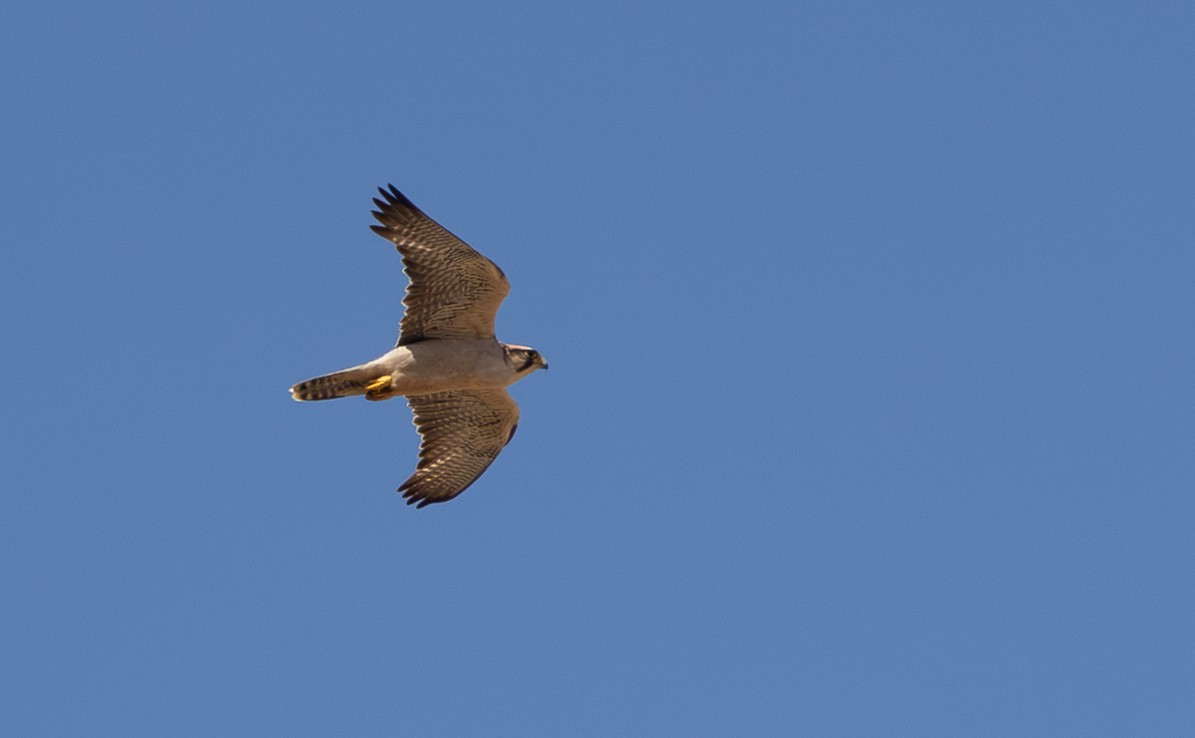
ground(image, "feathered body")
xmin=291 ymin=340 xmax=542 ymax=402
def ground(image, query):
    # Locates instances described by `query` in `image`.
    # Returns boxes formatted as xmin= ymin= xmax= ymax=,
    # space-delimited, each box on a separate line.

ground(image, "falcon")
xmin=290 ymin=185 xmax=547 ymax=508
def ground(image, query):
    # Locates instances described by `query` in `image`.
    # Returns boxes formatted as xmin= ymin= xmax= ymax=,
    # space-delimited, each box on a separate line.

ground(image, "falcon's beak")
xmin=540 ymin=356 xmax=549 ymax=371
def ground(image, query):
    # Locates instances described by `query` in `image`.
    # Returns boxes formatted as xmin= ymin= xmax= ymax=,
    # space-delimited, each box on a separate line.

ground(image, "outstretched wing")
xmin=370 ymin=185 xmax=511 ymax=345
xmin=400 ymin=389 xmax=521 ymax=508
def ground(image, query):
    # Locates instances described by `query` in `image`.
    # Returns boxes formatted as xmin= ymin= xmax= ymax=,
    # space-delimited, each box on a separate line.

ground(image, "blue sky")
xmin=3 ymin=1 xmax=1193 ymax=735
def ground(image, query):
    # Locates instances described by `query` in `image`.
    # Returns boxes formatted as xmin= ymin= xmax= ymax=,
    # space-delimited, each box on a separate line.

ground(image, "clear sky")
xmin=3 ymin=2 xmax=1193 ymax=735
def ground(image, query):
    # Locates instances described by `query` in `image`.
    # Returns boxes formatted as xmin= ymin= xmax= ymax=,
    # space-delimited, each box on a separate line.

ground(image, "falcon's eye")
xmin=517 ymin=351 xmax=540 ymax=372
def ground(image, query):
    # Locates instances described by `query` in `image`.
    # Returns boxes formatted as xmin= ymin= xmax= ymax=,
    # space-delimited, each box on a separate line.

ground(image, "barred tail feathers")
xmin=290 ymin=366 xmax=376 ymax=401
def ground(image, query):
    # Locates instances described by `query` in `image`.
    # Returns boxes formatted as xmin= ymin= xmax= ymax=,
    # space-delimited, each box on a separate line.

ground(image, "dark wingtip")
xmin=376 ymin=183 xmax=416 ymax=209
xmin=397 ymin=484 xmax=451 ymax=510
xmin=398 ymin=481 xmax=425 ymax=508
xmin=371 ymin=185 xmax=427 ymax=236
xmin=415 ymin=495 xmax=453 ymax=509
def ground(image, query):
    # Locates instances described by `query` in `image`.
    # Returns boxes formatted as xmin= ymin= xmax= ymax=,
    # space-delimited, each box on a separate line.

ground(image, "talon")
xmin=365 ymin=375 xmax=393 ymax=401
xmin=366 ymin=376 xmax=392 ymax=392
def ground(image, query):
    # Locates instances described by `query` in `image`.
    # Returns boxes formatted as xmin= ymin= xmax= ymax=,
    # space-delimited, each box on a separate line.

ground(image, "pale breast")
xmin=381 ymin=338 xmax=514 ymax=394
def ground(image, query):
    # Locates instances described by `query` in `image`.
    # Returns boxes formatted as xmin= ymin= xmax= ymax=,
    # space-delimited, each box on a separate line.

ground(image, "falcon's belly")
xmin=363 ymin=338 xmax=514 ymax=400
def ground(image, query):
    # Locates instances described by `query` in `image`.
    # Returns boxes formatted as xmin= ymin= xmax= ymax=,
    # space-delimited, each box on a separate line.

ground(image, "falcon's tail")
xmin=290 ymin=366 xmax=375 ymax=402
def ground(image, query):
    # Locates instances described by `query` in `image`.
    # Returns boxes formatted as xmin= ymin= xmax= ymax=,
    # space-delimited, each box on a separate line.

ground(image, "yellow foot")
xmin=365 ymin=375 xmax=394 ymax=401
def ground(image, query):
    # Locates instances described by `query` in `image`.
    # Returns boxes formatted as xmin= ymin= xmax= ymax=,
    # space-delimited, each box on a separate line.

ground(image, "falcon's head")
xmin=505 ymin=344 xmax=549 ymax=375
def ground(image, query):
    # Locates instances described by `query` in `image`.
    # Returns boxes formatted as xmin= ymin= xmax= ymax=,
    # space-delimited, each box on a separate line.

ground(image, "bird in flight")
xmin=291 ymin=185 xmax=547 ymax=508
